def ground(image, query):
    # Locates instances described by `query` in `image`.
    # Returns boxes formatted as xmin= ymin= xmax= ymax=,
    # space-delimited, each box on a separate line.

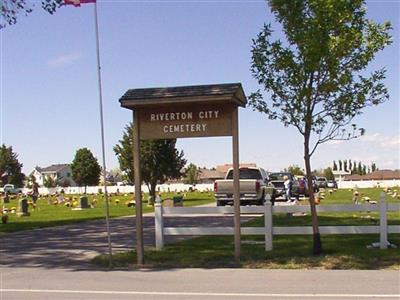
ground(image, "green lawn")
xmin=93 ymin=234 xmax=400 ymax=270
xmin=0 ymin=191 xmax=215 ymax=233
xmin=93 ymin=187 xmax=400 ymax=270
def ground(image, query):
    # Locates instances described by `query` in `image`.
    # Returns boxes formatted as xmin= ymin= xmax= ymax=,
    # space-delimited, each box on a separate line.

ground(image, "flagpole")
xmin=93 ymin=0 xmax=113 ymax=268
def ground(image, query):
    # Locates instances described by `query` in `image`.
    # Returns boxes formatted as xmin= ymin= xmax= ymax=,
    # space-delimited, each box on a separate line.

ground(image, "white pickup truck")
xmin=214 ymin=167 xmax=272 ymax=206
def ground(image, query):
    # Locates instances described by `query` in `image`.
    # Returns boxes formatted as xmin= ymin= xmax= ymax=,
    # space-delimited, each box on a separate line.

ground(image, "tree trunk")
xmin=148 ymin=181 xmax=157 ymax=206
xmin=304 ymin=133 xmax=322 ymax=255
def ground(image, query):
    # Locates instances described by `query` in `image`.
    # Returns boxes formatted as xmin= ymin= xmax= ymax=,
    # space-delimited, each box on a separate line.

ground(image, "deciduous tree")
xmin=323 ymin=167 xmax=334 ymax=181
xmin=43 ymin=175 xmax=57 ymax=188
xmin=250 ymin=0 xmax=392 ymax=254
xmin=286 ymin=165 xmax=304 ymax=176
xmin=184 ymin=163 xmax=200 ymax=185
xmin=1 ymin=0 xmax=63 ymax=29
xmin=71 ymin=148 xmax=101 ymax=193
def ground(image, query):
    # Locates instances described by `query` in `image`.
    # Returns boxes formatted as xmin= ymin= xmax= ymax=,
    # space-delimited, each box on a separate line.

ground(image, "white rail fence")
xmin=155 ymin=192 xmax=400 ymax=251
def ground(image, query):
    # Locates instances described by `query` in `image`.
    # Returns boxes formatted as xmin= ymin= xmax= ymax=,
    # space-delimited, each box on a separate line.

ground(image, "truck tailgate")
xmin=215 ymin=179 xmax=258 ymax=194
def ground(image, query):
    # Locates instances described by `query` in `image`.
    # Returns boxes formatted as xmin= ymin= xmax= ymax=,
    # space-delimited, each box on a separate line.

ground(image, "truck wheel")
xmin=217 ymin=200 xmax=224 ymax=206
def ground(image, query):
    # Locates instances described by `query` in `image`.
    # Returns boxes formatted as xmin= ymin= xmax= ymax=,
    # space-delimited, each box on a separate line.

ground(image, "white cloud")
xmin=47 ymin=52 xmax=82 ymax=68
xmin=360 ymin=133 xmax=400 ymax=149
xmin=326 ymin=140 xmax=345 ymax=145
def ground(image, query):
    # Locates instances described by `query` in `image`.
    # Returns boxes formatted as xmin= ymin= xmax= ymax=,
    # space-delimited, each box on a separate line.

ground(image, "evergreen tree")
xmin=362 ymin=165 xmax=367 ymax=175
xmin=0 ymin=144 xmax=24 ymax=187
xmin=352 ymin=161 xmax=357 ymax=175
xmin=343 ymin=160 xmax=348 ymax=172
xmin=357 ymin=162 xmax=363 ymax=175
xmin=332 ymin=161 xmax=337 ymax=171
xmin=114 ymin=123 xmax=186 ymax=205
xmin=338 ymin=160 xmax=343 ymax=172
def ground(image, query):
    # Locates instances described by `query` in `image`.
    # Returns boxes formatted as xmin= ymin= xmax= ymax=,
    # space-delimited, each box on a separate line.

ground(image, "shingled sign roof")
xmin=119 ymin=83 xmax=247 ymax=108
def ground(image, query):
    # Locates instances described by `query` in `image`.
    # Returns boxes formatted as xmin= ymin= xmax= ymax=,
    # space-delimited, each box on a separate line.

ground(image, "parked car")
xmin=267 ymin=172 xmax=300 ymax=200
xmin=327 ymin=180 xmax=338 ymax=188
xmin=214 ymin=167 xmax=271 ymax=206
xmin=2 ymin=184 xmax=22 ymax=194
xmin=316 ymin=177 xmax=328 ymax=188
xmin=298 ymin=175 xmax=320 ymax=196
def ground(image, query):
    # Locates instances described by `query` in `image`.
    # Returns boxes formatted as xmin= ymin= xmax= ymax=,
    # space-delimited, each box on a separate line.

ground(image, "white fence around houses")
xmin=338 ymin=180 xmax=400 ymax=189
xmin=19 ymin=180 xmax=399 ymax=195
xmin=154 ymin=193 xmax=400 ymax=251
xmin=28 ymin=183 xmax=214 ymax=195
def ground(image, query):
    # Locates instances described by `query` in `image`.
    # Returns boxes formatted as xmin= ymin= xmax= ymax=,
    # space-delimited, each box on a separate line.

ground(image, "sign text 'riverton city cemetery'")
xmin=139 ymin=104 xmax=234 ymax=139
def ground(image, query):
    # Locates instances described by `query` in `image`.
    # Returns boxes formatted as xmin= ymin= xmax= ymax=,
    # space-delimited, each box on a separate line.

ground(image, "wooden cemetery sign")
xmin=119 ymin=83 xmax=247 ymax=264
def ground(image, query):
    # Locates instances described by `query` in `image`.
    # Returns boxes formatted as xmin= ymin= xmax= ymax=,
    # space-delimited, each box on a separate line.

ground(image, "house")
xmin=198 ymin=168 xmax=225 ymax=183
xmin=333 ymin=170 xmax=351 ymax=182
xmin=216 ymin=163 xmax=257 ymax=174
xmin=344 ymin=170 xmax=400 ymax=181
xmin=31 ymin=164 xmax=76 ymax=187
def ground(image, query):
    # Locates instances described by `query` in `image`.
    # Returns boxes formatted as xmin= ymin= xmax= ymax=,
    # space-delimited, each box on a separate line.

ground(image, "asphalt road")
xmin=0 ymin=209 xmax=253 ymax=269
xmin=1 ymin=206 xmax=399 ymax=299
xmin=1 ymin=268 xmax=399 ymax=300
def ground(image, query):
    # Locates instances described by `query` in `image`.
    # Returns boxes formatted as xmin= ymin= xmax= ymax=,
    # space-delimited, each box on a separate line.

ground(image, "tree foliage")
xmin=0 ymin=144 xmax=24 ymax=187
xmin=1 ymin=0 xmax=63 ymax=29
xmin=250 ymin=0 xmax=392 ymax=254
xmin=251 ymin=0 xmax=391 ymax=154
xmin=332 ymin=161 xmax=337 ymax=171
xmin=184 ymin=163 xmax=200 ymax=185
xmin=114 ymin=123 xmax=186 ymax=203
xmin=43 ymin=175 xmax=57 ymax=188
xmin=285 ymin=165 xmax=304 ymax=176
xmin=71 ymin=148 xmax=101 ymax=191
xmin=323 ymin=167 xmax=334 ymax=180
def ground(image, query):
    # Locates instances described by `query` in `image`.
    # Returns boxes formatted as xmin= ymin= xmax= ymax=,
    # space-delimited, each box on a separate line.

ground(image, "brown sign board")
xmin=138 ymin=104 xmax=234 ymax=139
xmin=119 ymin=83 xmax=247 ymax=264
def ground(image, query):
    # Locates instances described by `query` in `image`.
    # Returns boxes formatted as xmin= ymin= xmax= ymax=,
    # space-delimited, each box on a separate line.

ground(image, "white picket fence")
xmin=154 ymin=192 xmax=400 ymax=251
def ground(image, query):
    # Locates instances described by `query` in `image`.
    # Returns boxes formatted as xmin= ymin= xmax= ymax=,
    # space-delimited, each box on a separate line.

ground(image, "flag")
xmin=64 ymin=0 xmax=96 ymax=7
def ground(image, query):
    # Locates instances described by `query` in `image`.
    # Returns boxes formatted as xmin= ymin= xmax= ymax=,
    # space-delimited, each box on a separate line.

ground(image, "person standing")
xmin=32 ymin=182 xmax=39 ymax=204
xmin=284 ymin=175 xmax=293 ymax=203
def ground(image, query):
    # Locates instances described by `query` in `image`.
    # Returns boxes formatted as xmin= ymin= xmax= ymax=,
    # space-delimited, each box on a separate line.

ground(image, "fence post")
xmin=379 ymin=192 xmax=388 ymax=249
xmin=264 ymin=194 xmax=273 ymax=251
xmin=155 ymin=195 xmax=164 ymax=250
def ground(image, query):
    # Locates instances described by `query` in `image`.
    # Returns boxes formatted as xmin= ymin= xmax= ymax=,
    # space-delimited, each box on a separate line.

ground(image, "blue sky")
xmin=1 ymin=0 xmax=399 ymax=174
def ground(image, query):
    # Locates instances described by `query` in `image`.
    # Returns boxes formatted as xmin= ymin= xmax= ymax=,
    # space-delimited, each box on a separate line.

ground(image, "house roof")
xmin=216 ymin=163 xmax=257 ymax=174
xmin=343 ymin=174 xmax=364 ymax=181
xmin=119 ymin=83 xmax=247 ymax=108
xmin=198 ymin=168 xmax=225 ymax=180
xmin=365 ymin=170 xmax=400 ymax=180
xmin=344 ymin=170 xmax=400 ymax=181
xmin=37 ymin=164 xmax=70 ymax=174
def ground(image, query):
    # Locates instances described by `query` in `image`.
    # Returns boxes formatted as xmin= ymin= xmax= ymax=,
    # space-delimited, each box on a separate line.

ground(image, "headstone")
xmin=173 ymin=196 xmax=183 ymax=207
xmin=163 ymin=198 xmax=174 ymax=207
xmin=79 ymin=196 xmax=90 ymax=209
xmin=3 ymin=193 xmax=10 ymax=204
xmin=17 ymin=198 xmax=30 ymax=217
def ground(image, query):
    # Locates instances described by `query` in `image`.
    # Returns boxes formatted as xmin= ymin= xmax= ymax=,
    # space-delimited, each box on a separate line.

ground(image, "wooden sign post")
xmin=120 ymin=83 xmax=247 ymax=265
